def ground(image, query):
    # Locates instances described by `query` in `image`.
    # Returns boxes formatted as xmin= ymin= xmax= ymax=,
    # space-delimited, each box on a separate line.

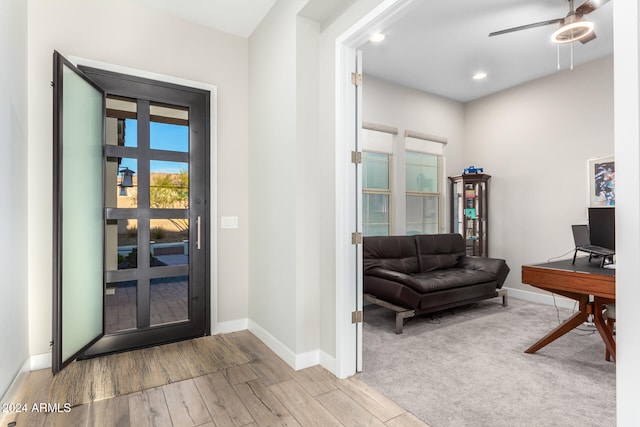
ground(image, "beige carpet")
xmin=360 ymin=297 xmax=616 ymax=427
xmin=49 ymin=335 xmax=251 ymax=407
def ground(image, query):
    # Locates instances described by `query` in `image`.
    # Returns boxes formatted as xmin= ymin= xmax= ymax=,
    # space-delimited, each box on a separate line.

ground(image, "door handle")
xmin=196 ymin=216 xmax=201 ymax=250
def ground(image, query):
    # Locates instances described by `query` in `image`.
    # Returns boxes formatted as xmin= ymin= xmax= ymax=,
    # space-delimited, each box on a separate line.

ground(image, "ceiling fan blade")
xmin=576 ymin=0 xmax=610 ymax=15
xmin=489 ymin=18 xmax=563 ymax=37
xmin=579 ymin=31 xmax=597 ymax=44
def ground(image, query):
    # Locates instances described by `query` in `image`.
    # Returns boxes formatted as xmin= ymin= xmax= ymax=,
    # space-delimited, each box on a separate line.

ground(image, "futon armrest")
xmin=365 ymin=268 xmax=422 ymax=289
xmin=458 ymin=256 xmax=510 ymax=288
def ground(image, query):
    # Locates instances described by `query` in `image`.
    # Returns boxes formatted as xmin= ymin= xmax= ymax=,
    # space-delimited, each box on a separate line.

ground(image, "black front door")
xmin=52 ymin=52 xmax=210 ymax=372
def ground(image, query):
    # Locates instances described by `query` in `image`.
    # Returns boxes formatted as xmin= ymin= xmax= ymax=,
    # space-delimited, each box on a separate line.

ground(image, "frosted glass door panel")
xmin=54 ymin=53 xmax=105 ymax=372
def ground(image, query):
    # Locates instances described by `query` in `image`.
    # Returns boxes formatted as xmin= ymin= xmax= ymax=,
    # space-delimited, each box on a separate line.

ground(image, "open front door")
xmin=52 ymin=51 xmax=106 ymax=374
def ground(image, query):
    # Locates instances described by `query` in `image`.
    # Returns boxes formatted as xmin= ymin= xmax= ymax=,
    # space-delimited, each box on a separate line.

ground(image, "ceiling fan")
xmin=489 ymin=0 xmax=610 ymax=44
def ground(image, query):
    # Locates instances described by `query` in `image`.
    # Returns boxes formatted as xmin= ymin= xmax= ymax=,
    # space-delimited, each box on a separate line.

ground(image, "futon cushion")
xmin=363 ymin=235 xmax=419 ymax=274
xmin=415 ymin=234 xmax=466 ymax=272
xmin=405 ymin=268 xmax=497 ymax=293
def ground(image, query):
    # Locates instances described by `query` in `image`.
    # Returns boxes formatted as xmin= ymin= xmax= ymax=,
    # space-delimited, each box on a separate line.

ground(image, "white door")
xmin=355 ymin=50 xmax=364 ymax=372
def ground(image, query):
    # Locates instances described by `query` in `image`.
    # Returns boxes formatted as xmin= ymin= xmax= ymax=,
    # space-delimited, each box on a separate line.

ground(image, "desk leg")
xmin=593 ymin=297 xmax=616 ymax=361
xmin=525 ymin=310 xmax=588 ymax=354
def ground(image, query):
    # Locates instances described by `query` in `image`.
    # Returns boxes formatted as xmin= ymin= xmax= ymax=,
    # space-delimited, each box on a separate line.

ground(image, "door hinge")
xmin=351 ymin=232 xmax=362 ymax=245
xmin=351 ymin=72 xmax=362 ymax=86
xmin=351 ymin=151 xmax=362 ymax=164
xmin=351 ymin=310 xmax=363 ymax=324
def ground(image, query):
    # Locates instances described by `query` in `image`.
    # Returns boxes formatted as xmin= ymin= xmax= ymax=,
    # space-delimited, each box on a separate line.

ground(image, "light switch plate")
xmin=220 ymin=216 xmax=239 ymax=229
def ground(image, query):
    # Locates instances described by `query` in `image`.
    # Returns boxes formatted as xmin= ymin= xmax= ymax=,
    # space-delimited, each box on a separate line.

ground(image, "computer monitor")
xmin=588 ymin=207 xmax=615 ymax=250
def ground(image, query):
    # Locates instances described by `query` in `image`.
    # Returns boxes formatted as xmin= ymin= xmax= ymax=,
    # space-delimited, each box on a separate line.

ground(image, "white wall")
xmin=247 ymin=0 xmax=327 ymax=367
xmin=296 ymin=16 xmax=322 ymax=357
xmin=27 ymin=0 xmax=250 ymax=358
xmin=0 ymin=0 xmax=29 ymax=400
xmin=464 ymin=56 xmax=614 ymax=294
xmin=247 ymin=0 xmax=302 ymax=356
xmin=246 ymin=0 xmax=388 ymax=373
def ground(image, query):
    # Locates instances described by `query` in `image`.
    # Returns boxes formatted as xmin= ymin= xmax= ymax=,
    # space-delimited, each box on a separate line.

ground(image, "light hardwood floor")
xmin=2 ymin=331 xmax=430 ymax=427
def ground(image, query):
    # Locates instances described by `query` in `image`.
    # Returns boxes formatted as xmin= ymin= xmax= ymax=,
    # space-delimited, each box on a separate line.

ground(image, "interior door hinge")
xmin=352 ymin=310 xmax=363 ymax=324
xmin=351 ymin=151 xmax=362 ymax=164
xmin=351 ymin=232 xmax=363 ymax=245
xmin=351 ymin=72 xmax=362 ymax=86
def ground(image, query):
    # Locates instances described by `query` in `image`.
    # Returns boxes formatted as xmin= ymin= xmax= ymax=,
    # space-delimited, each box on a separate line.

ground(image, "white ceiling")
xmin=131 ymin=0 xmax=613 ymax=103
xmin=129 ymin=0 xmax=278 ymax=38
xmin=360 ymin=0 xmax=614 ymax=102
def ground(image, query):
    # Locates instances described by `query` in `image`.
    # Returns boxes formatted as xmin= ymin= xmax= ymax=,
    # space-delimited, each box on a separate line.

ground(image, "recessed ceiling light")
xmin=473 ymin=72 xmax=487 ymax=80
xmin=369 ymin=33 xmax=386 ymax=43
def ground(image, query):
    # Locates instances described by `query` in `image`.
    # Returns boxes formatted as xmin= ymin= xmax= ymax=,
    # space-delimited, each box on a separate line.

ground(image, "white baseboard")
xmin=319 ymin=351 xmax=337 ymax=376
xmin=248 ymin=320 xmax=296 ymax=369
xmin=213 ymin=318 xmax=249 ymax=335
xmin=248 ymin=320 xmax=322 ymax=371
xmin=503 ymin=286 xmax=576 ymax=310
xmin=295 ymin=350 xmax=320 ymax=370
xmin=29 ymin=352 xmax=52 ymax=371
xmin=0 ymin=357 xmax=30 ymax=405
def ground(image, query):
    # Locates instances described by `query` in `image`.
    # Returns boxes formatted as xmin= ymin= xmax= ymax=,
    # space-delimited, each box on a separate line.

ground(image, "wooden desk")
xmin=521 ymin=258 xmax=616 ymax=360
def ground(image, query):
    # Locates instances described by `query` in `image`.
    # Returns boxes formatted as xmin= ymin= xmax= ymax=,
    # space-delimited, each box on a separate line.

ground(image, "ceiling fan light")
xmin=551 ymin=20 xmax=595 ymax=44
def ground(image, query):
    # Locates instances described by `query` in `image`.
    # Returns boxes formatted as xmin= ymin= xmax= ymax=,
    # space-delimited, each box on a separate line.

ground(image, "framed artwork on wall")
xmin=589 ymin=156 xmax=615 ymax=206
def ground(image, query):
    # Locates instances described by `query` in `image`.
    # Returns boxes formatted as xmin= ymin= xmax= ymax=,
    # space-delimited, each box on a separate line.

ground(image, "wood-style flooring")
xmin=1 ymin=331 xmax=430 ymax=426
xmin=48 ymin=334 xmax=250 ymax=407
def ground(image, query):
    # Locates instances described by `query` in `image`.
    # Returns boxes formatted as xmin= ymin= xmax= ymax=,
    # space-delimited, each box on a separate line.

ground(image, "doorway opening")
xmin=333 ymin=0 xmax=414 ymax=378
